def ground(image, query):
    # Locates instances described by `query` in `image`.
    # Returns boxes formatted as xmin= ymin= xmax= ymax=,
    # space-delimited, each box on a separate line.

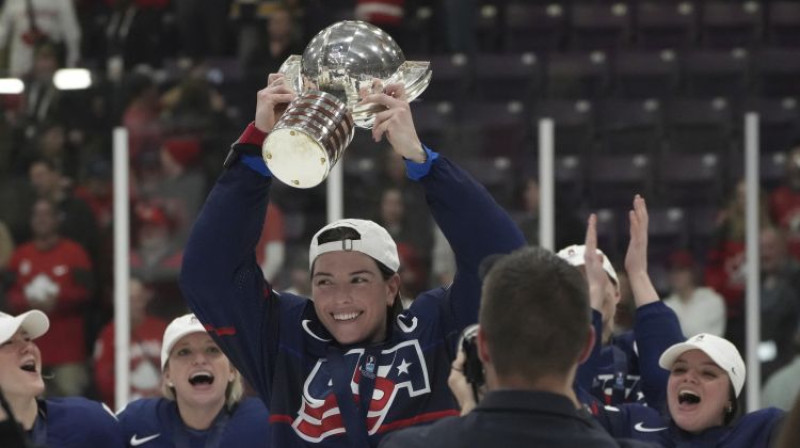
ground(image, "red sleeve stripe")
xmin=203 ymin=324 xmax=238 ymax=336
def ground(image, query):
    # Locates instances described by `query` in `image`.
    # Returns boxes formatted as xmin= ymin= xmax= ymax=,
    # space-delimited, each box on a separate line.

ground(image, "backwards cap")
xmin=659 ymin=333 xmax=746 ymax=397
xmin=308 ymin=219 xmax=400 ymax=272
xmin=556 ymin=244 xmax=619 ymax=286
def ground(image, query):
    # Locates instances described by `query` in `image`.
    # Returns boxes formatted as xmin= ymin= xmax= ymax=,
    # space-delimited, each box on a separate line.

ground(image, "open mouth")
xmin=20 ymin=361 xmax=36 ymax=373
xmin=332 ymin=312 xmax=362 ymax=322
xmin=188 ymin=372 xmax=214 ymax=386
xmin=678 ymin=390 xmax=701 ymax=405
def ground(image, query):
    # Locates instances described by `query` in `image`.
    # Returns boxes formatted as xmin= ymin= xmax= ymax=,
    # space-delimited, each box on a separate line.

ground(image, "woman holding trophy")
xmin=179 ymin=20 xmax=525 ymax=448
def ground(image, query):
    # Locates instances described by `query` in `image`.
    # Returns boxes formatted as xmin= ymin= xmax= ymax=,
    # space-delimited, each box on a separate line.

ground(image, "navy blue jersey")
xmin=577 ymin=302 xmax=684 ymax=409
xmin=180 ymin=132 xmax=525 ymax=447
xmin=593 ymin=401 xmax=784 ymax=448
xmin=28 ymin=397 xmax=124 ymax=448
xmin=117 ymin=397 xmax=270 ymax=448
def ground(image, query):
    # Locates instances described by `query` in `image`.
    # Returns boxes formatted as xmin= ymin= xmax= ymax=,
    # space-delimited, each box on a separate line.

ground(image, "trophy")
xmin=263 ymin=20 xmax=432 ymax=188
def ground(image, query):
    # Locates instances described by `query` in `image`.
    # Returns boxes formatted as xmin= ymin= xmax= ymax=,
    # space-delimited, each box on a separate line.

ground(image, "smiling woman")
xmin=117 ymin=313 xmax=271 ymax=447
xmin=590 ymin=333 xmax=786 ymax=448
xmin=0 ymin=311 xmax=125 ymax=448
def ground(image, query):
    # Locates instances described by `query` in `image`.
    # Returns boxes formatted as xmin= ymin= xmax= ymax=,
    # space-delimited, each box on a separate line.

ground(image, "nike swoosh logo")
xmin=634 ymin=422 xmax=667 ymax=433
xmin=130 ymin=433 xmax=161 ymax=446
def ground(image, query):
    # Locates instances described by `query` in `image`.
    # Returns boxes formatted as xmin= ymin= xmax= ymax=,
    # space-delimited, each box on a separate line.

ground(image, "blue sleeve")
xmin=180 ymin=159 xmax=278 ymax=402
xmin=576 ymin=310 xmax=604 ymax=396
xmin=416 ymin=154 xmax=526 ymax=336
xmin=634 ymin=301 xmax=684 ymax=410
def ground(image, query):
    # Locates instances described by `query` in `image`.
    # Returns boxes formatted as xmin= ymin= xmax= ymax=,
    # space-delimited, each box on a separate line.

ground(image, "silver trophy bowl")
xmin=263 ymin=20 xmax=431 ymax=188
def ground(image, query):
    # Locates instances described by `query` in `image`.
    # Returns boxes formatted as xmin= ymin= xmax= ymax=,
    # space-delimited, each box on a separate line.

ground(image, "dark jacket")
xmin=379 ymin=390 xmax=658 ymax=448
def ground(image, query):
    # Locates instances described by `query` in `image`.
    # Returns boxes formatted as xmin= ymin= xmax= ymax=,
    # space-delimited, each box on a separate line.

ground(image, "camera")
xmin=460 ymin=324 xmax=485 ymax=401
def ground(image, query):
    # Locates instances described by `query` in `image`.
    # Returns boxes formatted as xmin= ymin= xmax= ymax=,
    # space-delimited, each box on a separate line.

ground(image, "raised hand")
xmin=358 ymin=83 xmax=426 ymax=163
xmin=624 ymin=195 xmax=649 ymax=277
xmin=255 ymin=73 xmax=296 ymax=133
xmin=584 ymin=214 xmax=609 ymax=312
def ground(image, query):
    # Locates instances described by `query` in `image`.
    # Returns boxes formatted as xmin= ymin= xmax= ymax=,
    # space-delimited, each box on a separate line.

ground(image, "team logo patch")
xmin=292 ymin=340 xmax=431 ymax=442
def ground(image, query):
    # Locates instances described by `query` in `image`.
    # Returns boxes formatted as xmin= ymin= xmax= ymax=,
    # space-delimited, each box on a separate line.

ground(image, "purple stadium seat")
xmin=588 ymin=153 xmax=653 ymax=208
xmin=635 ymin=1 xmax=698 ymax=50
xmin=473 ymin=52 xmax=542 ymax=101
xmin=701 ymin=1 xmax=763 ymax=49
xmin=595 ymin=99 xmax=663 ymax=155
xmin=665 ymin=98 xmax=734 ymax=154
xmin=743 ymin=97 xmax=800 ymax=154
xmin=755 ymin=48 xmax=800 ymax=98
xmin=456 ymin=100 xmax=532 ymax=158
xmin=545 ymin=51 xmax=611 ymax=98
xmin=531 ymin=99 xmax=595 ymax=155
xmin=504 ymin=1 xmax=568 ymax=53
xmin=613 ymin=50 xmax=681 ymax=98
xmin=412 ymin=100 xmax=457 ymax=152
xmin=683 ymin=49 xmax=751 ymax=98
xmin=415 ymin=53 xmax=473 ymax=102
xmin=767 ymin=2 xmax=800 ymax=47
xmin=657 ymin=152 xmax=723 ymax=205
xmin=570 ymin=2 xmax=632 ymax=52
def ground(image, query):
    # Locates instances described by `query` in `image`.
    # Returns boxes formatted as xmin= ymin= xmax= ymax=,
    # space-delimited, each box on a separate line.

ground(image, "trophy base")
xmin=263 ymin=128 xmax=331 ymax=189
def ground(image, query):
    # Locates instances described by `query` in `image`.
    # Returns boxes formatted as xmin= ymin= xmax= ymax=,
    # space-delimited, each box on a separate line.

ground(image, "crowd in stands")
xmin=0 ymin=0 xmax=798 ymax=428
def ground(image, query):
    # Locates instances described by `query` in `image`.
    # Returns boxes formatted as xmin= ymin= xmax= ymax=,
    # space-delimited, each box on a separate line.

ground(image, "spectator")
xmin=0 ymin=0 xmax=81 ymax=77
xmin=0 ymin=310 xmax=124 ymax=447
xmin=355 ymin=0 xmax=406 ymax=47
xmin=375 ymin=187 xmax=428 ymax=295
xmin=513 ymin=177 xmax=585 ymax=250
xmin=762 ymin=329 xmax=800 ymax=411
xmin=380 ymin=243 xmax=648 ymax=447
xmin=255 ymin=202 xmax=286 ymax=283
xmin=121 ymin=72 xmax=163 ymax=163
xmin=759 ymin=226 xmax=800 ymax=380
xmin=172 ymin=0 xmax=229 ymax=61
xmin=5 ymin=198 xmax=94 ymax=397
xmin=0 ymin=220 xmax=14 ymax=269
xmin=663 ymin=249 xmax=727 ymax=337
xmin=117 ymin=314 xmax=271 ymax=446
xmin=27 ymin=158 xmax=100 ymax=264
xmin=160 ymin=61 xmax=230 ymax=137
xmin=775 ymin=392 xmax=800 ymax=448
xmin=152 ymin=137 xmax=207 ymax=243
xmin=769 ymin=142 xmax=800 ymax=261
xmin=705 ymin=180 xmax=772 ymax=352
xmin=130 ymin=202 xmax=183 ymax=283
xmin=104 ymin=0 xmax=169 ymax=70
xmin=93 ymin=276 xmax=168 ymax=409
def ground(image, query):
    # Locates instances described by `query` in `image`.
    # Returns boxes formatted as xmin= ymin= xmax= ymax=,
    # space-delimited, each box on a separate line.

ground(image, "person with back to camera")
xmin=117 ymin=313 xmax=270 ymax=447
xmin=0 ymin=310 xmax=124 ymax=448
xmin=585 ymin=198 xmax=786 ymax=447
xmin=378 ymin=215 xmax=656 ymax=448
xmin=178 ymin=73 xmax=525 ymax=447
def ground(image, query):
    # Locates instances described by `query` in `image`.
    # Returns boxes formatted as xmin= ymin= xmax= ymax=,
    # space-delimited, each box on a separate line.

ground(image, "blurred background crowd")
xmin=0 ymin=0 xmax=799 ymax=413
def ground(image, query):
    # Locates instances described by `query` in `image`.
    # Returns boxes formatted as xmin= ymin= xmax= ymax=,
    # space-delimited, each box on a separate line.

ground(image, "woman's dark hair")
xmin=314 ymin=226 xmax=403 ymax=336
xmin=723 ymin=383 xmax=741 ymax=426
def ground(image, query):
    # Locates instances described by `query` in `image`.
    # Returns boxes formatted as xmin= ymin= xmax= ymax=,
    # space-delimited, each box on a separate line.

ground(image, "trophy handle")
xmin=351 ymin=60 xmax=432 ymax=128
xmin=278 ymin=55 xmax=304 ymax=93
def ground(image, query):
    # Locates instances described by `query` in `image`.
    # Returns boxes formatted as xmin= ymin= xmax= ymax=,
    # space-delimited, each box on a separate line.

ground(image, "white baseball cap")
xmin=659 ymin=333 xmax=746 ymax=397
xmin=161 ymin=314 xmax=208 ymax=370
xmin=0 ymin=310 xmax=49 ymax=345
xmin=309 ymin=219 xmax=400 ymax=272
xmin=556 ymin=244 xmax=619 ymax=286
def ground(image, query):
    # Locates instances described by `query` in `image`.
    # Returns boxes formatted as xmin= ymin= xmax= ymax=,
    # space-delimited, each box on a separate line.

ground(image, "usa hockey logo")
xmin=292 ymin=340 xmax=431 ymax=442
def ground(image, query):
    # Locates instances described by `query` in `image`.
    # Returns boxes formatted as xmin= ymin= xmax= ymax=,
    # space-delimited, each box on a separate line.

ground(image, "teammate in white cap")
xmin=117 ymin=313 xmax=270 ymax=448
xmin=562 ymin=195 xmax=684 ymax=409
xmin=590 ymin=332 xmax=785 ymax=448
xmin=0 ymin=310 xmax=124 ymax=447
